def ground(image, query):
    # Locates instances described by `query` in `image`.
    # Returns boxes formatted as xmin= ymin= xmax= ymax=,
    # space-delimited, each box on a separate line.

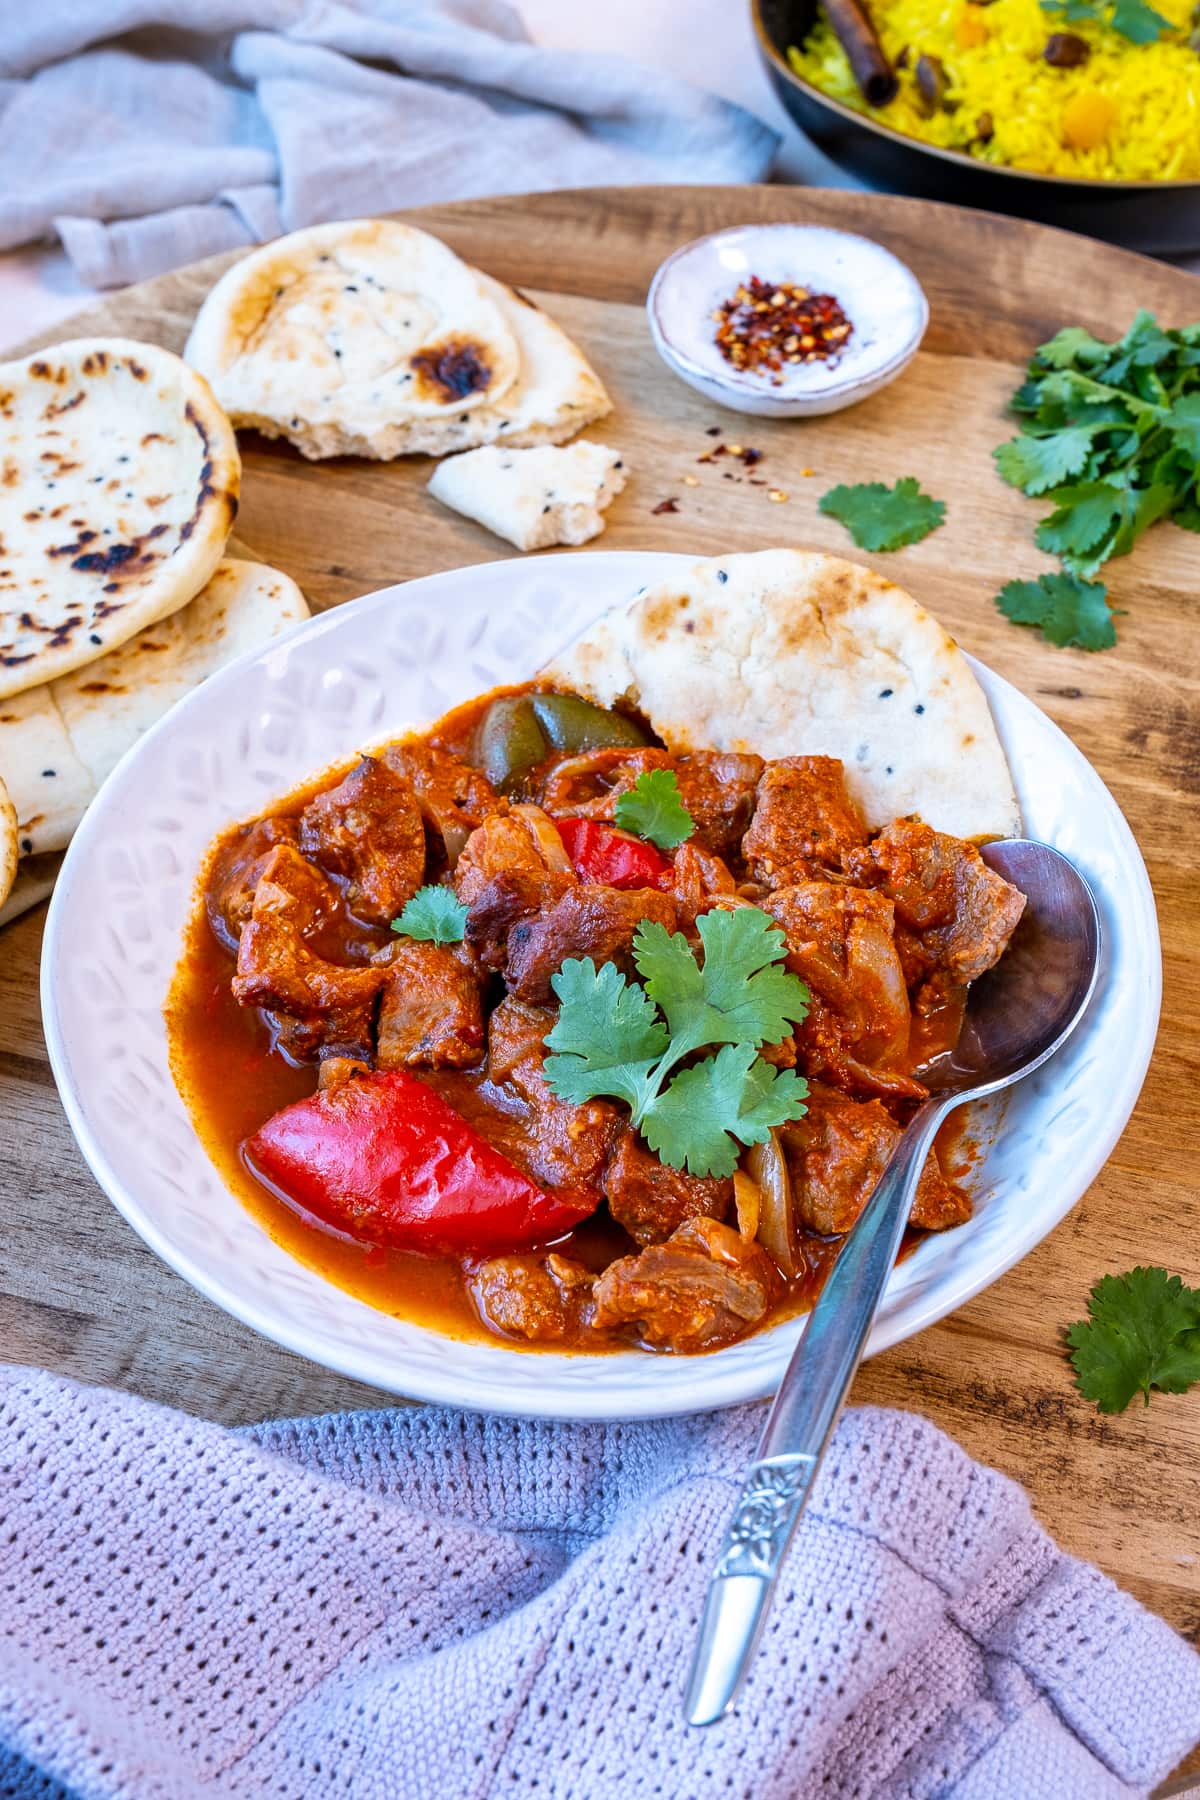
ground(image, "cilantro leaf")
xmin=542 ymin=907 xmax=810 ymax=1177
xmin=544 ymin=957 xmax=667 ymax=1114
xmin=1033 ymin=481 xmax=1126 ymax=564
xmin=634 ymin=909 xmax=808 ymax=1056
xmin=391 ymin=884 xmax=468 ymax=945
xmin=1167 ymin=393 xmax=1200 ymax=460
xmin=1067 ymin=1267 xmax=1200 ymax=1412
xmin=993 ymin=427 xmax=1100 ymax=496
xmin=995 ymin=573 xmax=1117 ymax=650
xmin=612 ymin=768 xmax=694 ymax=850
xmin=1108 ymin=0 xmax=1174 ymax=43
xmin=1040 ymin=0 xmax=1171 ymax=42
xmin=640 ymin=1043 xmax=809 ymax=1177
xmin=1034 ymin=323 xmax=1110 ymax=370
xmin=818 ymin=478 xmax=946 ymax=552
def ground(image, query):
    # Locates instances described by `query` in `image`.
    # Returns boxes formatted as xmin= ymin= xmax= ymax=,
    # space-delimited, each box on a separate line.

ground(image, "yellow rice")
xmin=788 ymin=0 xmax=1200 ymax=180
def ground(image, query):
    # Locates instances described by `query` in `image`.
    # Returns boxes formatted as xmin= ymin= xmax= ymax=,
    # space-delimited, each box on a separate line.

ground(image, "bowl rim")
xmin=39 ymin=552 xmax=1162 ymax=1419
xmin=750 ymin=0 xmax=1200 ymax=195
xmin=646 ymin=222 xmax=929 ymax=408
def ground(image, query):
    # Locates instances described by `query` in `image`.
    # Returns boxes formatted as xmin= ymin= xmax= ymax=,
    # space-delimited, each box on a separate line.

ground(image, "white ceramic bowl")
xmin=42 ymin=552 xmax=1159 ymax=1420
xmin=647 ymin=224 xmax=929 ymax=418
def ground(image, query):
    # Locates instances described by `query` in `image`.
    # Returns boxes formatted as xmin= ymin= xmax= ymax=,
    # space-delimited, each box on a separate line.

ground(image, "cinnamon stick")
xmin=822 ymin=0 xmax=898 ymax=106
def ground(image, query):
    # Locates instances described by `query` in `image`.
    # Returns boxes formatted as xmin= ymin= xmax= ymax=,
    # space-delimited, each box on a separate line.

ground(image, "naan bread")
xmin=428 ymin=442 xmax=627 ymax=550
xmin=0 ymin=558 xmax=309 ymax=857
xmin=185 ymin=220 xmax=611 ymax=460
xmin=0 ymin=775 xmax=15 ymax=910
xmin=543 ymin=549 xmax=1021 ymax=842
xmin=0 ymin=852 xmax=57 ymax=930
xmin=0 ymin=338 xmax=240 ymax=700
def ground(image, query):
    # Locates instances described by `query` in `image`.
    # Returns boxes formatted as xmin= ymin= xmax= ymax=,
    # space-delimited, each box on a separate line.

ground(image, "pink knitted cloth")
xmin=0 ymin=1368 xmax=1197 ymax=1799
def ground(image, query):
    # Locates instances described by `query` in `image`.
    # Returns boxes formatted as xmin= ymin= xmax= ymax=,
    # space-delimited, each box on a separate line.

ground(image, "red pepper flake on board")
xmin=652 ymin=498 xmax=680 ymax=514
xmin=713 ymin=277 xmax=853 ymax=383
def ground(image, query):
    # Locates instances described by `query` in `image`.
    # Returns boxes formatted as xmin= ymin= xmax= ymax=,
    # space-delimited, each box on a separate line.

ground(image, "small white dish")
xmin=41 ymin=552 xmax=1159 ymax=1421
xmin=647 ymin=223 xmax=929 ymax=419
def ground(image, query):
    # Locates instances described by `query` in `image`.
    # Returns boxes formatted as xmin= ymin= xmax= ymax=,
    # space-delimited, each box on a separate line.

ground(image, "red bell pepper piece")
xmin=245 ymin=1070 xmax=594 ymax=1255
xmin=554 ymin=816 xmax=669 ymax=890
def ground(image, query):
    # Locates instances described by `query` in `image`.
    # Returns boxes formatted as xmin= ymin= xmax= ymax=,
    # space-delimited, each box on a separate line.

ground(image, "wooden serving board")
xmin=2 ymin=188 xmax=1198 ymax=1669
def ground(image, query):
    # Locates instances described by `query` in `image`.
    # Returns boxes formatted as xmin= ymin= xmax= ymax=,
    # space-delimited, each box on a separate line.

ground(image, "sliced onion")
xmin=510 ymin=802 xmax=574 ymax=874
xmin=438 ymin=819 xmax=470 ymax=869
xmin=746 ymin=1130 xmax=797 ymax=1277
xmin=733 ymin=1170 xmax=760 ymax=1242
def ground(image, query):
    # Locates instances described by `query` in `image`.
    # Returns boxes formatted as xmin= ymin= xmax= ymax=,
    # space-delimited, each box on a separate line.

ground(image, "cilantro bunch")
xmin=1068 ymin=1267 xmax=1200 ymax=1413
xmin=992 ymin=311 xmax=1200 ymax=646
xmin=544 ymin=907 xmax=810 ymax=1178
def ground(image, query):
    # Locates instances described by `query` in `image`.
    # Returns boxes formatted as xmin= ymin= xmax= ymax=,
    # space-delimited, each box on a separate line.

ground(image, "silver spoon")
xmin=685 ymin=839 xmax=1102 ymax=1727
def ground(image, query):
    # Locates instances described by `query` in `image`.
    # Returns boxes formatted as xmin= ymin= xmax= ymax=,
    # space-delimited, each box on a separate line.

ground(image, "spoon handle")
xmin=684 ymin=1093 xmax=951 ymax=1728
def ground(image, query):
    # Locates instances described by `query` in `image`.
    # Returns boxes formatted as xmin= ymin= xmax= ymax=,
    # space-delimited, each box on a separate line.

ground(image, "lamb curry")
xmin=167 ymin=682 xmax=1025 ymax=1356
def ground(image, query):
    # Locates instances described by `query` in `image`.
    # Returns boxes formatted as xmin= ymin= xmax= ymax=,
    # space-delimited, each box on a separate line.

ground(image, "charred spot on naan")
xmin=410 ymin=337 xmax=495 ymax=405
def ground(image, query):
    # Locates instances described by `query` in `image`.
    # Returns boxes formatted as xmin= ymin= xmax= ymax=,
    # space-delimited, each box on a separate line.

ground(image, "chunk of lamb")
xmin=458 ymin=805 xmax=577 ymax=968
xmin=592 ymin=1217 xmax=777 ymax=1352
xmin=604 ymin=1127 xmax=732 ymax=1246
xmin=375 ymin=939 xmax=484 ymax=1070
xmin=780 ymin=1082 xmax=969 ymax=1234
xmin=205 ymin=815 xmax=299 ymax=953
xmin=845 ymin=819 xmax=1026 ymax=1004
xmin=503 ymin=883 xmax=677 ymax=1004
xmin=466 ymin=1252 xmax=594 ymax=1343
xmin=299 ymin=755 xmax=425 ymax=926
xmin=455 ymin=805 xmax=575 ymax=910
xmin=486 ymin=996 xmax=622 ymax=1198
xmin=767 ymin=880 xmax=917 ymax=1097
xmin=540 ymin=748 xmax=764 ymax=859
xmin=742 ymin=756 xmax=867 ymax=887
xmin=233 ymin=845 xmax=383 ymax=1060
xmin=383 ymin=740 xmax=500 ymax=866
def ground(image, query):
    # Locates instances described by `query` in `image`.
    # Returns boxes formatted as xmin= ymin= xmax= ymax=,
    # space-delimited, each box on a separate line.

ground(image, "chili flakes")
xmin=713 ymin=277 xmax=853 ymax=383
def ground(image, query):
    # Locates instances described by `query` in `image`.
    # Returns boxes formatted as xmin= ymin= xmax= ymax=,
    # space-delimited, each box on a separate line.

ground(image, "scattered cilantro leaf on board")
xmin=818 ymin=478 xmax=946 ymax=552
xmin=544 ymin=908 xmax=810 ymax=1177
xmin=640 ymin=1043 xmax=809 ymax=1180
xmin=390 ymin=885 xmax=468 ymax=945
xmin=1067 ymin=1268 xmax=1200 ymax=1413
xmin=995 ymin=574 xmax=1117 ymax=651
xmin=612 ymin=768 xmax=695 ymax=850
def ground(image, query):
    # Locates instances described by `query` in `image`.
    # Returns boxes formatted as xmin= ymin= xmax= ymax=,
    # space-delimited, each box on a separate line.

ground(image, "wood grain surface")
xmin=2 ymin=188 xmax=1198 ymax=1704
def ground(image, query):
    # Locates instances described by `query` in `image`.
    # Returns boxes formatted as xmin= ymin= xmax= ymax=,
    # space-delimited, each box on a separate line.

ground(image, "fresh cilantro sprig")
xmin=613 ymin=768 xmax=695 ymax=850
xmin=818 ymin=478 xmax=946 ymax=553
xmin=1067 ymin=1267 xmax=1200 ymax=1413
xmin=543 ymin=907 xmax=810 ymax=1178
xmin=993 ymin=311 xmax=1200 ymax=645
xmin=391 ymin=884 xmax=468 ymax=945
xmin=1040 ymin=0 xmax=1173 ymax=43
xmin=995 ymin=573 xmax=1118 ymax=651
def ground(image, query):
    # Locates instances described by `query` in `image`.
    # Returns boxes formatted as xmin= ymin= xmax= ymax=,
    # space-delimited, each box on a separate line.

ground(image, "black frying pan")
xmin=752 ymin=0 xmax=1200 ymax=253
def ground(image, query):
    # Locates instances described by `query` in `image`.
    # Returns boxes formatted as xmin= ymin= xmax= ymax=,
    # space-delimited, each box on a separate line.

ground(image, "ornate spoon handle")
xmin=684 ymin=1094 xmax=951 ymax=1727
